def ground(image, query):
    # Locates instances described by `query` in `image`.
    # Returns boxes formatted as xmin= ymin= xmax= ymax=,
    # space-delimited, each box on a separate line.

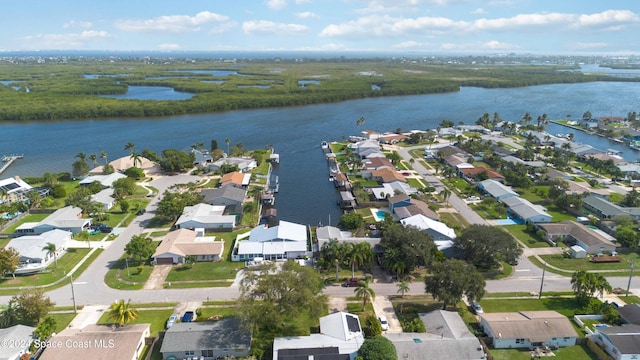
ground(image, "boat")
xmin=321 ymin=141 xmax=329 ymax=150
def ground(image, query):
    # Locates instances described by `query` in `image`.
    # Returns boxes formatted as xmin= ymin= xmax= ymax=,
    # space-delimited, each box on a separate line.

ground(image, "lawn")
xmin=438 ymin=212 xmax=469 ymax=230
xmin=98 ymin=308 xmax=174 ymax=337
xmin=0 ymin=248 xmax=91 ymax=288
xmin=47 ymin=312 xmax=78 ymax=333
xmin=504 ymin=224 xmax=550 ymax=248
xmin=406 ymin=177 xmax=426 ymax=189
xmin=1 ymin=213 xmax=49 ymax=233
xmin=165 ymin=261 xmax=241 ymax=281
xmin=104 ymin=254 xmax=154 ymax=290
xmin=479 ymin=297 xmax=580 ymax=318
xmin=490 ymin=345 xmax=598 ymax=360
xmin=538 ymin=253 xmax=638 ymax=273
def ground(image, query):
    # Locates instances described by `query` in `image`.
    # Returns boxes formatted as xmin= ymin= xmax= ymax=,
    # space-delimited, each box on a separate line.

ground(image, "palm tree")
xmin=396 ymin=280 xmax=410 ymax=298
xmin=348 ymin=242 xmax=372 ymax=279
xmin=75 ymin=152 xmax=87 ymax=163
xmin=130 ymin=151 xmax=142 ymax=168
xmin=0 ymin=299 xmax=18 ymax=328
xmin=89 ymin=154 xmax=98 ymax=168
xmin=100 ymin=150 xmax=107 ymax=165
xmin=42 ymin=242 xmax=58 ymax=268
xmin=439 ymin=188 xmax=452 ymax=204
xmin=390 ymin=260 xmax=406 ymax=280
xmin=225 ymin=138 xmax=230 ymax=155
xmin=124 ymin=142 xmax=135 ymax=154
xmin=354 ymin=280 xmax=375 ymax=310
xmin=108 ymin=299 xmax=139 ymax=326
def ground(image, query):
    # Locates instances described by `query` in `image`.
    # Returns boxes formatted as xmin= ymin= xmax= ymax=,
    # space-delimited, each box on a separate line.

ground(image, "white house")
xmin=501 ymin=196 xmax=552 ymax=223
xmin=175 ymin=203 xmax=236 ymax=230
xmin=480 ymin=311 xmax=578 ymax=349
xmin=5 ymin=229 xmax=71 ymax=275
xmin=593 ymin=324 xmax=640 ymax=360
xmin=0 ymin=176 xmax=33 ymax=204
xmin=79 ymin=172 xmax=127 ymax=188
xmin=232 ymin=220 xmax=309 ymax=262
xmin=0 ymin=325 xmax=35 ymax=360
xmin=273 ymin=312 xmax=364 ymax=360
xmin=401 ymin=214 xmax=456 ymax=241
xmin=153 ymin=228 xmax=224 ymax=265
xmin=16 ymin=206 xmax=91 ymax=235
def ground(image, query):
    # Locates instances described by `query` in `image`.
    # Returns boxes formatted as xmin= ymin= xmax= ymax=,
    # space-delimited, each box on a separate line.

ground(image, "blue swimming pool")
xmin=375 ymin=211 xmax=387 ymax=221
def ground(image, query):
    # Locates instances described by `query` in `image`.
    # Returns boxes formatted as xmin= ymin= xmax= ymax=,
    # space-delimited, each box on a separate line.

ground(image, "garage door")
xmin=156 ymin=257 xmax=173 ymax=265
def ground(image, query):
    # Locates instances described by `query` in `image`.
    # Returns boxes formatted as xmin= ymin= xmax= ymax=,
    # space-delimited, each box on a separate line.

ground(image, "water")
xmin=3 ymin=81 xmax=640 ymax=225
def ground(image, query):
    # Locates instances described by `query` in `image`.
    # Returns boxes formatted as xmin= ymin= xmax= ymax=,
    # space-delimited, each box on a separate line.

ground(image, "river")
xmin=2 ymin=81 xmax=640 ymax=225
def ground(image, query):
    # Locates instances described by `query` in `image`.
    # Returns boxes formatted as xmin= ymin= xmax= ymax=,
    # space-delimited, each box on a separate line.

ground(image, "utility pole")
xmin=538 ymin=261 xmax=546 ymax=299
xmin=70 ymin=273 xmax=77 ymax=313
xmin=627 ymin=259 xmax=635 ymax=297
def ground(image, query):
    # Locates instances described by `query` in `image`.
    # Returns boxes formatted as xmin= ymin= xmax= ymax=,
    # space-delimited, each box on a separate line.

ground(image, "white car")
xmin=166 ymin=313 xmax=179 ymax=329
xmin=378 ymin=315 xmax=389 ymax=331
xmin=471 ymin=301 xmax=484 ymax=314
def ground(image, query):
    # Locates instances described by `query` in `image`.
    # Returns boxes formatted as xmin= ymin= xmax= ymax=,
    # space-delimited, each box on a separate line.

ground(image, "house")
xmin=592 ymin=324 xmax=640 ymax=360
xmin=160 ymin=319 xmax=251 ymax=360
xmin=79 ymin=172 xmax=127 ymax=188
xmin=361 ymin=130 xmax=382 ymax=140
xmin=0 ymin=176 xmax=33 ymax=204
xmin=220 ymin=171 xmax=251 ymax=188
xmin=353 ymin=139 xmax=381 ymax=159
xmin=370 ymin=182 xmax=417 ymax=199
xmin=388 ymin=194 xmax=412 ymax=212
xmin=192 ymin=149 xmax=213 ymax=166
xmin=200 ymin=185 xmax=246 ymax=207
xmin=209 ymin=157 xmax=257 ymax=173
xmin=501 ymin=196 xmax=552 ymax=223
xmin=361 ymin=168 xmax=406 ymax=183
xmin=361 ymin=157 xmax=394 ymax=170
xmin=537 ymin=221 xmax=617 ymax=254
xmin=0 ymin=325 xmax=35 ymax=360
xmin=618 ymin=304 xmax=640 ymax=325
xmin=105 ymin=156 xmax=157 ymax=174
xmin=459 ymin=167 xmax=505 ymax=183
xmin=444 ymin=154 xmax=473 ymax=170
xmin=583 ymin=195 xmax=640 ymax=221
xmin=153 ymin=228 xmax=224 ymax=265
xmin=477 ymin=179 xmax=518 ymax=201
xmin=232 ymin=220 xmax=309 ymax=261
xmin=15 ymin=206 xmax=91 ymax=235
xmin=175 ymin=203 xmax=236 ymax=230
xmin=91 ymin=188 xmax=116 ymax=211
xmin=480 ymin=311 xmax=578 ymax=349
xmin=401 ymin=214 xmax=456 ymax=241
xmin=273 ymin=312 xmax=364 ymax=360
xmin=40 ymin=324 xmax=150 ymax=360
xmin=385 ymin=310 xmax=486 ymax=360
xmin=339 ymin=191 xmax=356 ymax=209
xmin=6 ymin=229 xmax=71 ymax=274
xmin=316 ymin=226 xmax=381 ymax=250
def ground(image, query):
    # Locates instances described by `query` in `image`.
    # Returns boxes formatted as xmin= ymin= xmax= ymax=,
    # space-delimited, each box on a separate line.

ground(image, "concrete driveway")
xmin=372 ymin=295 xmax=402 ymax=333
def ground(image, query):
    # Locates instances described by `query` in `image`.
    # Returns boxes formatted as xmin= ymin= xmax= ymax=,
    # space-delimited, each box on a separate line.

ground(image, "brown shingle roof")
xmin=538 ymin=221 xmax=615 ymax=248
xmin=459 ymin=167 xmax=504 ymax=180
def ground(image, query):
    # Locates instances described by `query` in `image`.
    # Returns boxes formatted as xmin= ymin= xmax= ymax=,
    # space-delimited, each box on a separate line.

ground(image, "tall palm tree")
xmin=225 ymin=138 xmax=230 ymax=155
xmin=390 ymin=260 xmax=406 ymax=280
xmin=130 ymin=151 xmax=142 ymax=168
xmin=124 ymin=142 xmax=135 ymax=154
xmin=354 ymin=280 xmax=375 ymax=310
xmin=396 ymin=280 xmax=410 ymax=298
xmin=348 ymin=242 xmax=372 ymax=279
xmin=108 ymin=299 xmax=139 ymax=326
xmin=100 ymin=150 xmax=108 ymax=165
xmin=75 ymin=152 xmax=87 ymax=163
xmin=0 ymin=299 xmax=18 ymax=328
xmin=89 ymin=154 xmax=98 ymax=168
xmin=42 ymin=242 xmax=58 ymax=268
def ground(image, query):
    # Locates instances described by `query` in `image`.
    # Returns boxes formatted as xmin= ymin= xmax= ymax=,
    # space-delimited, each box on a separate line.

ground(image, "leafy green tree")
xmin=108 ymin=299 xmax=139 ymax=326
xmin=339 ymin=212 xmax=364 ymax=231
xmin=72 ymin=159 xmax=89 ymax=178
xmin=346 ymin=242 xmax=373 ymax=279
xmin=0 ymin=247 xmax=20 ymax=279
xmin=320 ymin=239 xmax=345 ymax=281
xmin=12 ymin=288 xmax=54 ymax=325
xmin=158 ymin=149 xmax=195 ymax=173
xmin=363 ymin=314 xmax=382 ymax=338
xmin=119 ymin=199 xmax=130 ymax=213
xmin=354 ymin=280 xmax=375 ymax=310
xmin=112 ymin=177 xmax=137 ymax=199
xmin=42 ymin=242 xmax=58 ymax=269
xmin=156 ymin=190 xmax=203 ymax=221
xmin=185 ymin=255 xmax=197 ymax=268
xmin=379 ymin=222 xmax=437 ymax=272
xmin=424 ymin=259 xmax=485 ymax=310
xmin=124 ymin=234 xmax=156 ymax=264
xmin=124 ymin=166 xmax=145 ymax=179
xmin=141 ymin=148 xmax=158 ymax=162
xmin=34 ymin=316 xmax=57 ymax=341
xmin=454 ymin=224 xmax=522 ymax=271
xmin=103 ymin=163 xmax=115 ymax=174
xmin=357 ymin=336 xmax=398 ymax=360
xmin=64 ymin=187 xmax=92 ymax=214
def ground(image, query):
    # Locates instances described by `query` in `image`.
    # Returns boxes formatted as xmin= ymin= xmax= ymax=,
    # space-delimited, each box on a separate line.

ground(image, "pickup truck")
xmin=181 ymin=311 xmax=195 ymax=323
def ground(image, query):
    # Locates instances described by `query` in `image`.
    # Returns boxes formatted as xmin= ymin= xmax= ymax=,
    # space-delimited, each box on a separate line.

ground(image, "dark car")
xmin=99 ymin=225 xmax=113 ymax=233
xmin=181 ymin=311 xmax=195 ymax=322
xmin=136 ymin=209 xmax=146 ymax=216
xmin=342 ymin=278 xmax=360 ymax=287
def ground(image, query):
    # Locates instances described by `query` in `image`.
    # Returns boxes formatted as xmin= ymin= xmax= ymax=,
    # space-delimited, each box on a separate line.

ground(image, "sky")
xmin=2 ymin=0 xmax=639 ymax=55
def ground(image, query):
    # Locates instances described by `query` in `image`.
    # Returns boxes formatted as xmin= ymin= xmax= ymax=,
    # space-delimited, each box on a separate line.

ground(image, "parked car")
xmin=166 ymin=313 xmax=179 ymax=329
xmin=99 ymin=226 xmax=113 ymax=233
xmin=136 ymin=208 xmax=146 ymax=216
xmin=181 ymin=311 xmax=195 ymax=322
xmin=378 ymin=315 xmax=389 ymax=331
xmin=341 ymin=278 xmax=360 ymax=287
xmin=471 ymin=301 xmax=483 ymax=314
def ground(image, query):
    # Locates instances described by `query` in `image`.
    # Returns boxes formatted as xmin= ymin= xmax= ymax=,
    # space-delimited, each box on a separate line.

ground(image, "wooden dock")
xmin=0 ymin=155 xmax=23 ymax=175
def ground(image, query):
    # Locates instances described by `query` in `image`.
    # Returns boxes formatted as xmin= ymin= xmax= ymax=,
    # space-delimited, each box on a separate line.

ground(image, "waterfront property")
xmin=160 ymin=319 xmax=251 ymax=360
xmin=200 ymin=185 xmax=247 ymax=207
xmin=480 ymin=311 xmax=578 ymax=349
xmin=316 ymin=225 xmax=381 ymax=250
xmin=0 ymin=175 xmax=33 ymax=204
xmin=385 ymin=310 xmax=486 ymax=360
xmin=152 ymin=228 xmax=224 ymax=265
xmin=232 ymin=220 xmax=310 ymax=262
xmin=208 ymin=157 xmax=257 ymax=173
xmin=273 ymin=312 xmax=364 ymax=360
xmin=15 ymin=206 xmax=91 ymax=235
xmin=6 ymin=229 xmax=71 ymax=274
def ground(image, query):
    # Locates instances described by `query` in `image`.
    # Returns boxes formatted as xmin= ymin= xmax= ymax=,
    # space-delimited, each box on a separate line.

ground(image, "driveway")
xmin=372 ymin=295 xmax=402 ymax=333
xmin=143 ymin=265 xmax=172 ymax=290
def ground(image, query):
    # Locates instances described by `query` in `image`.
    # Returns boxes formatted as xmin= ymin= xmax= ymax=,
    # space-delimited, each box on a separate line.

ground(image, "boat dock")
xmin=0 ymin=155 xmax=23 ymax=175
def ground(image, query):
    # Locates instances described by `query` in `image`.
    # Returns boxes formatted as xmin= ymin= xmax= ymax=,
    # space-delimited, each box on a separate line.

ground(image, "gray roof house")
xmin=6 ymin=229 xmax=71 ymax=274
xmin=385 ymin=310 xmax=486 ymax=360
xmin=477 ymin=179 xmax=519 ymax=201
xmin=593 ymin=324 xmax=640 ymax=360
xmin=208 ymin=156 xmax=257 ymax=173
xmin=79 ymin=172 xmax=127 ymax=188
xmin=537 ymin=221 xmax=616 ymax=255
xmin=161 ymin=319 xmax=251 ymax=360
xmin=480 ymin=311 xmax=578 ymax=349
xmin=0 ymin=324 xmax=35 ymax=360
xmin=501 ymin=196 xmax=552 ymax=223
xmin=583 ymin=195 xmax=640 ymax=221
xmin=316 ymin=226 xmax=381 ymax=251
xmin=200 ymin=185 xmax=246 ymax=207
xmin=175 ymin=203 xmax=236 ymax=230
xmin=618 ymin=304 xmax=640 ymax=325
xmin=15 ymin=206 xmax=91 ymax=235
xmin=273 ymin=312 xmax=364 ymax=360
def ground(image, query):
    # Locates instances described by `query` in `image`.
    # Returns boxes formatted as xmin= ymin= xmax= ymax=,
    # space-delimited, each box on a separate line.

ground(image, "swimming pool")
xmin=370 ymin=208 xmax=389 ymax=222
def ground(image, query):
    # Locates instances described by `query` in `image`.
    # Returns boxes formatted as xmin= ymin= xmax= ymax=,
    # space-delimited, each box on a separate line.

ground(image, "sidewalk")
xmin=67 ymin=305 xmax=109 ymax=329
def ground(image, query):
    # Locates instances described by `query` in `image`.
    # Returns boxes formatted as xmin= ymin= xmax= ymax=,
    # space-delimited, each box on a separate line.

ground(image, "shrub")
xmin=357 ymin=336 xmax=397 ymax=360
xmin=50 ymin=185 xmax=67 ymax=199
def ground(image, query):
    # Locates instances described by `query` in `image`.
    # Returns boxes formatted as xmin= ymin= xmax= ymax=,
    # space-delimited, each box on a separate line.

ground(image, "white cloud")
xmin=472 ymin=8 xmax=487 ymax=15
xmin=24 ymin=30 xmax=110 ymax=48
xmin=440 ymin=40 xmax=519 ymax=51
xmin=296 ymin=43 xmax=347 ymax=51
xmin=296 ymin=11 xmax=318 ymax=19
xmin=392 ymin=40 xmax=428 ymax=49
xmin=575 ymin=10 xmax=639 ymax=28
xmin=243 ymin=20 xmax=309 ymax=35
xmin=159 ymin=43 xmax=181 ymax=50
xmin=266 ymin=0 xmax=288 ymax=10
xmin=209 ymin=21 xmax=238 ymax=35
xmin=114 ymin=11 xmax=230 ymax=33
xmin=573 ymin=42 xmax=608 ymax=50
xmin=63 ymin=20 xmax=93 ymax=29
